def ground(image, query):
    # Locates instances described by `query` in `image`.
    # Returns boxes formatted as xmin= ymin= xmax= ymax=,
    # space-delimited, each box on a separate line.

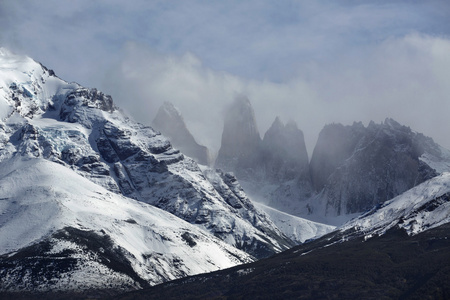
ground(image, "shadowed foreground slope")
xmin=114 ymin=224 xmax=450 ymax=300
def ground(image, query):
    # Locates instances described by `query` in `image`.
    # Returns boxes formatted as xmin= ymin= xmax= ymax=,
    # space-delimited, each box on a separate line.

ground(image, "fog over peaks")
xmin=1 ymin=1 xmax=449 ymax=155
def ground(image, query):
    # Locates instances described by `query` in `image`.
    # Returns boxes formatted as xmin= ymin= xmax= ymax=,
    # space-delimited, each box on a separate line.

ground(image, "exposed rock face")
xmin=215 ymin=96 xmax=262 ymax=178
xmin=213 ymin=94 xmax=450 ymax=223
xmin=152 ymin=102 xmax=211 ymax=165
xmin=260 ymin=117 xmax=314 ymax=209
xmin=311 ymin=119 xmax=441 ymax=216
xmin=262 ymin=117 xmax=310 ymax=183
xmin=215 ymin=98 xmax=312 ymax=185
xmin=215 ymin=98 xmax=313 ymax=211
xmin=310 ymin=122 xmax=365 ymax=192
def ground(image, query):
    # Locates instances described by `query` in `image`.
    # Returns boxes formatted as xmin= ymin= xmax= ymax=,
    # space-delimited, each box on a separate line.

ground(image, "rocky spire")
xmin=215 ymin=96 xmax=261 ymax=175
xmin=262 ymin=117 xmax=310 ymax=182
xmin=152 ymin=101 xmax=211 ymax=165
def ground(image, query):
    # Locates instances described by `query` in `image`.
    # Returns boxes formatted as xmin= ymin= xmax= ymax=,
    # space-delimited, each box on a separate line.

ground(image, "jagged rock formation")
xmin=215 ymin=98 xmax=313 ymax=213
xmin=309 ymin=122 xmax=366 ymax=192
xmin=0 ymin=48 xmax=295 ymax=295
xmin=310 ymin=119 xmax=449 ymax=216
xmin=213 ymin=97 xmax=450 ymax=223
xmin=215 ymin=96 xmax=262 ymax=178
xmin=152 ymin=102 xmax=211 ymax=165
xmin=215 ymin=98 xmax=311 ymax=183
xmin=258 ymin=117 xmax=313 ymax=211
xmin=261 ymin=117 xmax=309 ymax=183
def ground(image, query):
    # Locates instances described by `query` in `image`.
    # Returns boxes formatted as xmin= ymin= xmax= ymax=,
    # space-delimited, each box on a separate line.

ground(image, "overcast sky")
xmin=1 ymin=0 xmax=449 ymax=155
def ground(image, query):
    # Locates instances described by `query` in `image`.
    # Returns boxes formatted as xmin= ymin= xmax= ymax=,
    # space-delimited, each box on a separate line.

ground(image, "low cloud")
xmin=101 ymin=34 xmax=450 ymax=156
xmin=1 ymin=1 xmax=449 ymax=155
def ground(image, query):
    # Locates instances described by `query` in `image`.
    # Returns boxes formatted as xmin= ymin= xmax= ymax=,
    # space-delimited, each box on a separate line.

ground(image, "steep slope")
xmin=254 ymin=202 xmax=335 ymax=244
xmin=260 ymin=117 xmax=314 ymax=210
xmin=309 ymin=122 xmax=366 ymax=192
xmin=261 ymin=117 xmax=310 ymax=184
xmin=215 ymin=112 xmax=450 ymax=226
xmin=215 ymin=100 xmax=313 ymax=210
xmin=115 ymin=224 xmax=450 ymax=300
xmin=0 ymin=158 xmax=253 ymax=295
xmin=341 ymin=171 xmax=450 ymax=238
xmin=152 ymin=101 xmax=210 ymax=165
xmin=0 ymin=48 xmax=294 ymax=259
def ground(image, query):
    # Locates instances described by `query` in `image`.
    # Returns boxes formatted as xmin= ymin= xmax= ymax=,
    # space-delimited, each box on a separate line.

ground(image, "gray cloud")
xmin=101 ymin=34 xmax=450 ymax=156
xmin=1 ymin=0 xmax=449 ymax=156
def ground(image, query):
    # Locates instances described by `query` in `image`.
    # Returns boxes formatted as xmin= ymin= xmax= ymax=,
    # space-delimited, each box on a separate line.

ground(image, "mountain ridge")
xmin=211 ymin=97 xmax=450 ymax=224
xmin=0 ymin=48 xmax=295 ymax=295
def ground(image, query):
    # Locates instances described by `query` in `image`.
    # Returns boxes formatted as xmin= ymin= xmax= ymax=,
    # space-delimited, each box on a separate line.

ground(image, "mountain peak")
xmin=269 ymin=116 xmax=284 ymax=131
xmin=160 ymin=101 xmax=182 ymax=119
xmin=0 ymin=52 xmax=296 ymax=294
xmin=285 ymin=119 xmax=299 ymax=130
xmin=384 ymin=117 xmax=400 ymax=127
xmin=261 ymin=115 xmax=310 ymax=184
xmin=233 ymin=94 xmax=252 ymax=107
xmin=152 ymin=101 xmax=211 ymax=165
xmin=309 ymin=119 xmax=448 ymax=217
xmin=215 ymin=96 xmax=261 ymax=173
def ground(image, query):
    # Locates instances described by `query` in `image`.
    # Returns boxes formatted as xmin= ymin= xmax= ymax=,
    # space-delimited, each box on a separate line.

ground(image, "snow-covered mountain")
xmin=340 ymin=171 xmax=450 ymax=239
xmin=0 ymin=48 xmax=294 ymax=295
xmin=152 ymin=101 xmax=211 ymax=165
xmin=118 ymin=171 xmax=450 ymax=299
xmin=0 ymin=158 xmax=253 ymax=293
xmin=150 ymin=97 xmax=331 ymax=243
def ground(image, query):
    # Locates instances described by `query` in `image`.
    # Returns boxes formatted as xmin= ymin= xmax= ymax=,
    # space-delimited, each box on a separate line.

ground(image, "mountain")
xmin=260 ymin=117 xmax=314 ymax=209
xmin=0 ymin=48 xmax=294 ymax=296
xmin=261 ymin=117 xmax=309 ymax=181
xmin=0 ymin=158 xmax=253 ymax=296
xmin=307 ymin=119 xmax=450 ymax=219
xmin=217 ymin=111 xmax=450 ymax=225
xmin=212 ymin=94 xmax=450 ymax=225
xmin=115 ymin=225 xmax=450 ymax=300
xmin=215 ymin=99 xmax=313 ymax=209
xmin=114 ymin=172 xmax=450 ymax=299
xmin=215 ymin=95 xmax=262 ymax=178
xmin=341 ymin=171 xmax=450 ymax=238
xmin=309 ymin=122 xmax=366 ymax=192
xmin=152 ymin=101 xmax=211 ymax=165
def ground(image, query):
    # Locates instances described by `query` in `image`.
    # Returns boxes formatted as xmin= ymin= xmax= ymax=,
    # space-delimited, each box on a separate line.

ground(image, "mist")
xmin=1 ymin=0 xmax=449 ymax=156
xmin=100 ymin=35 xmax=450 ymax=156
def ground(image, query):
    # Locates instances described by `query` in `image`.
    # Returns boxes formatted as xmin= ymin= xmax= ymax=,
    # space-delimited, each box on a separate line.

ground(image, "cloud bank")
xmin=1 ymin=0 xmax=449 ymax=155
xmin=102 ymin=34 xmax=450 ymax=155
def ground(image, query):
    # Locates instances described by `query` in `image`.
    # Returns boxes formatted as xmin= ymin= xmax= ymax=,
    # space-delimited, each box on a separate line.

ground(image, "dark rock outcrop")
xmin=152 ymin=102 xmax=211 ymax=165
xmin=311 ymin=119 xmax=440 ymax=215
xmin=215 ymin=96 xmax=262 ymax=178
xmin=261 ymin=117 xmax=310 ymax=184
xmin=215 ymin=98 xmax=313 ymax=209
